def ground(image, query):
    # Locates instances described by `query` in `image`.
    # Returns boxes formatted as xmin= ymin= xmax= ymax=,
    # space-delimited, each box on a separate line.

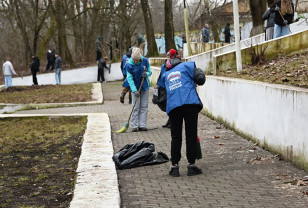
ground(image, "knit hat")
xmin=169 ymin=49 xmax=177 ymax=58
xmin=132 ymin=47 xmax=141 ymax=61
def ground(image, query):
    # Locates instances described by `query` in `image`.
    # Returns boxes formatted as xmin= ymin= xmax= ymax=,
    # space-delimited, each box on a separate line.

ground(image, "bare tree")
xmin=140 ymin=0 xmax=159 ymax=57
xmin=249 ymin=0 xmax=267 ymax=36
xmin=165 ymin=0 xmax=176 ymax=52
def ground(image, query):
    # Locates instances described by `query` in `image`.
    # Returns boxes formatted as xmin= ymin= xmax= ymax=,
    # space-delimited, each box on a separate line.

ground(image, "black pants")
xmin=32 ymin=71 xmax=38 ymax=85
xmin=169 ymin=105 xmax=199 ymax=165
xmin=97 ymin=68 xmax=104 ymax=82
xmin=45 ymin=61 xmax=52 ymax=70
xmin=96 ymin=51 xmax=102 ymax=62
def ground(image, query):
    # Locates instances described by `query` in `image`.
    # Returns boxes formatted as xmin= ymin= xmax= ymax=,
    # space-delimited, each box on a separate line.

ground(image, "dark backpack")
xmin=152 ymin=85 xmax=167 ymax=112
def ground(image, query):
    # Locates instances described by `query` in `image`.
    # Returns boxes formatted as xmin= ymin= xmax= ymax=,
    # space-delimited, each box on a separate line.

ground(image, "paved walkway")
xmin=15 ymin=81 xmax=308 ymax=207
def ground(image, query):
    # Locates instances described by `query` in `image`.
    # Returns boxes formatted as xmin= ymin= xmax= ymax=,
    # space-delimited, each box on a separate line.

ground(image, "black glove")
xmin=283 ymin=20 xmax=288 ymax=25
xmin=274 ymin=6 xmax=280 ymax=11
xmin=142 ymin=71 xmax=147 ymax=78
xmin=134 ymin=91 xmax=140 ymax=98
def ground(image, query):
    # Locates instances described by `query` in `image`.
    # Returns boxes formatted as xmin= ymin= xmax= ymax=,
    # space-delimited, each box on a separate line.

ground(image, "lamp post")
xmin=183 ymin=0 xmax=192 ymax=57
xmin=233 ymin=0 xmax=242 ymax=73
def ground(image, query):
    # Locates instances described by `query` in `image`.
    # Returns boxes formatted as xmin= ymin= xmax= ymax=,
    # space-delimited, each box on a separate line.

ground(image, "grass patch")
xmin=0 ymin=84 xmax=93 ymax=104
xmin=0 ymin=116 xmax=87 ymax=207
xmin=217 ymin=49 xmax=308 ymax=88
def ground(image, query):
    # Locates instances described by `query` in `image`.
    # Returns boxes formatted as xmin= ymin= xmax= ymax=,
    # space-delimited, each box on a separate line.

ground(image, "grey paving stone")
xmin=15 ymin=81 xmax=308 ymax=208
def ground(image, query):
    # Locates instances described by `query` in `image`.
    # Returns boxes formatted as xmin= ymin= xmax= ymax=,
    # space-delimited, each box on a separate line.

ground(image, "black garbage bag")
xmin=112 ymin=141 xmax=169 ymax=169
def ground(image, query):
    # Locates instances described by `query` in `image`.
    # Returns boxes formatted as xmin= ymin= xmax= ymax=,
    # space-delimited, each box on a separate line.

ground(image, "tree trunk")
xmin=13 ymin=0 xmax=32 ymax=68
xmin=140 ymin=0 xmax=158 ymax=57
xmin=164 ymin=0 xmax=176 ymax=52
xmin=54 ymin=0 xmax=74 ymax=67
xmin=249 ymin=0 xmax=267 ymax=37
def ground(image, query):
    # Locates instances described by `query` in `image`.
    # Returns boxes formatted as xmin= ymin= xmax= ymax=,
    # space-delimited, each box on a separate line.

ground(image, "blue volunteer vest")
xmin=163 ymin=62 xmax=201 ymax=115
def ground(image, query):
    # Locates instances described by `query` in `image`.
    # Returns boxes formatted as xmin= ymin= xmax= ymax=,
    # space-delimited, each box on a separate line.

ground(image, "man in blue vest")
xmin=160 ymin=49 xmax=206 ymax=177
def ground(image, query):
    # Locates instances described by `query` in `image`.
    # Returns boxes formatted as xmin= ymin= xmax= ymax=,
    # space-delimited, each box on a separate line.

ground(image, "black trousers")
xmin=97 ymin=68 xmax=105 ymax=82
xmin=45 ymin=61 xmax=52 ymax=70
xmin=32 ymin=71 xmax=38 ymax=85
xmin=96 ymin=51 xmax=102 ymax=62
xmin=169 ymin=105 xmax=199 ymax=165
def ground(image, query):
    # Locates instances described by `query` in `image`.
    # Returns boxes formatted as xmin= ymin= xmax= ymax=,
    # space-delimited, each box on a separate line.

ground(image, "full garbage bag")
xmin=112 ymin=141 xmax=169 ymax=169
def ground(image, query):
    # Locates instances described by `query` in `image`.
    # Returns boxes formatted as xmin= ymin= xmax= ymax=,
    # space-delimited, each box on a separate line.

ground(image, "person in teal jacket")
xmin=125 ymin=47 xmax=152 ymax=132
xmin=160 ymin=49 xmax=205 ymax=177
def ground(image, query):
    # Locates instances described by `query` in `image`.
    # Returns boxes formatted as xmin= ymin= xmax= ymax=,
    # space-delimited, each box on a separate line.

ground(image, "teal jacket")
xmin=125 ymin=56 xmax=152 ymax=92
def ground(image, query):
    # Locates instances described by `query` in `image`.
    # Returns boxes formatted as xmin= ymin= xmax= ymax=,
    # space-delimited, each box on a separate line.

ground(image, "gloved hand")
xmin=142 ymin=71 xmax=147 ymax=78
xmin=283 ymin=20 xmax=288 ymax=25
xmin=134 ymin=91 xmax=140 ymax=98
xmin=274 ymin=6 xmax=280 ymax=11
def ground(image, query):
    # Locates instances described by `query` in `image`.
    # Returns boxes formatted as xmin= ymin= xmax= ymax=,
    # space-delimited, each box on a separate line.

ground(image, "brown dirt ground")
xmin=0 ymin=84 xmax=93 ymax=104
xmin=217 ymin=49 xmax=308 ymax=88
xmin=0 ymin=116 xmax=87 ymax=208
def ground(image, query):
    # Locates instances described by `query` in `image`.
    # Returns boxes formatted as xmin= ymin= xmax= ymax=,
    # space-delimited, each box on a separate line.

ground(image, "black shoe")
xmin=187 ymin=164 xmax=202 ymax=176
xmin=132 ymin=128 xmax=138 ymax=132
xmin=138 ymin=127 xmax=147 ymax=131
xmin=162 ymin=119 xmax=171 ymax=128
xmin=169 ymin=165 xmax=180 ymax=177
xmin=120 ymin=93 xmax=125 ymax=104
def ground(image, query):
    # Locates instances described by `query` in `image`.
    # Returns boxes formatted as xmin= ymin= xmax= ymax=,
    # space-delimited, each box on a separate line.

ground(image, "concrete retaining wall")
xmin=215 ymin=29 xmax=308 ymax=73
xmin=200 ymin=76 xmax=308 ymax=168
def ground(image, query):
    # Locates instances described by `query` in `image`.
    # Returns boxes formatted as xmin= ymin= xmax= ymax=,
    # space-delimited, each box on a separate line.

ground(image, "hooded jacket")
xmin=2 ymin=61 xmax=16 ymax=76
xmin=125 ymin=56 xmax=152 ymax=93
xmin=270 ymin=0 xmax=294 ymax=26
xmin=30 ymin=56 xmax=40 ymax=72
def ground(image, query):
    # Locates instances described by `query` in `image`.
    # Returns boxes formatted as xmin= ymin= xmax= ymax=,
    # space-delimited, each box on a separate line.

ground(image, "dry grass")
xmin=0 ymin=116 xmax=87 ymax=208
xmin=0 ymin=84 xmax=94 ymax=104
xmin=217 ymin=49 xmax=308 ymax=88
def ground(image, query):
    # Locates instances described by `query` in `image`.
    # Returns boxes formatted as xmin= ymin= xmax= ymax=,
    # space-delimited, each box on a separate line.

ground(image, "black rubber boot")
xmin=120 ymin=92 xmax=126 ymax=104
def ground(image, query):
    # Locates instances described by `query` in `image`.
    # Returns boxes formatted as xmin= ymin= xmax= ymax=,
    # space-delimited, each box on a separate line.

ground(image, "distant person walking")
xmin=202 ymin=24 xmax=210 ymax=43
xmin=270 ymin=0 xmax=294 ymax=38
xmin=2 ymin=57 xmax=16 ymax=89
xmin=95 ymin=36 xmax=103 ymax=63
xmin=54 ymin=52 xmax=62 ymax=85
xmin=97 ymin=57 xmax=109 ymax=83
xmin=30 ymin=56 xmax=40 ymax=85
xmin=223 ymin=23 xmax=231 ymax=43
xmin=160 ymin=49 xmax=206 ymax=177
xmin=134 ymin=33 xmax=146 ymax=55
xmin=263 ymin=8 xmax=276 ymax=41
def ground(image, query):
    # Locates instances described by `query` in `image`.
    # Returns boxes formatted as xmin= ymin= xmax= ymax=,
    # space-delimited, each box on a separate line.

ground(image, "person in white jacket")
xmin=2 ymin=57 xmax=16 ymax=89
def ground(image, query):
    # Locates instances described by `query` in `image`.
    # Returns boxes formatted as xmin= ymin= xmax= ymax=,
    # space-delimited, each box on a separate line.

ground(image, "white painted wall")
xmin=200 ymin=76 xmax=308 ymax=163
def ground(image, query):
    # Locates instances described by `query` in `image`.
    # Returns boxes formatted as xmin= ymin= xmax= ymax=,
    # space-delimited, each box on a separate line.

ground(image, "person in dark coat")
xmin=202 ymin=24 xmax=210 ymax=43
xmin=50 ymin=49 xmax=56 ymax=71
xmin=30 ymin=56 xmax=40 ymax=85
xmin=160 ymin=49 xmax=206 ymax=177
xmin=45 ymin=49 xmax=52 ymax=71
xmin=120 ymin=48 xmax=132 ymax=104
xmin=262 ymin=8 xmax=276 ymax=40
xmin=223 ymin=23 xmax=231 ymax=43
xmin=270 ymin=0 xmax=294 ymax=38
xmin=97 ymin=57 xmax=109 ymax=83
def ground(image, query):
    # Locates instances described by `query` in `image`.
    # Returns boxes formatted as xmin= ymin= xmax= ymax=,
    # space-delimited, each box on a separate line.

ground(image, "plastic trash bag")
xmin=112 ymin=141 xmax=169 ymax=169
